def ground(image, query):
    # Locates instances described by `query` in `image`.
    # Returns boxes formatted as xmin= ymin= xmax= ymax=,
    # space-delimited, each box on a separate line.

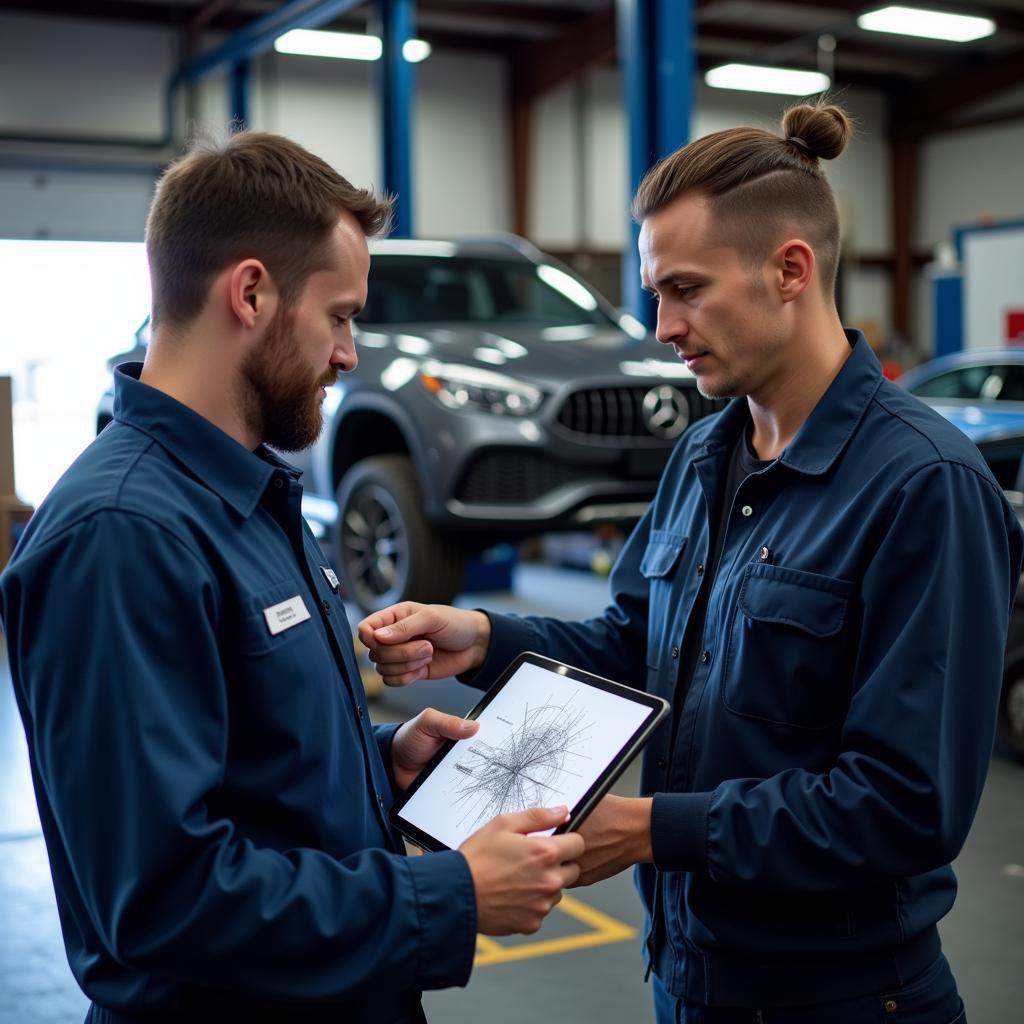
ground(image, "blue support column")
xmin=379 ymin=0 xmax=415 ymax=238
xmin=229 ymin=61 xmax=250 ymax=131
xmin=616 ymin=0 xmax=694 ymax=328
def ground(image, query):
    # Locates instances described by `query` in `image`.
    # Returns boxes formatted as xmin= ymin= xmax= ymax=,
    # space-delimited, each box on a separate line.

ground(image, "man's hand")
xmin=573 ymin=794 xmax=653 ymax=886
xmin=357 ymin=603 xmax=491 ymax=686
xmin=459 ymin=806 xmax=586 ymax=936
xmin=391 ymin=709 xmax=479 ymax=791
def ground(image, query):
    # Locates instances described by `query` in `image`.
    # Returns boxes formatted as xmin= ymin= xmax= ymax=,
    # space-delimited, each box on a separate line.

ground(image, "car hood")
xmin=920 ymin=398 xmax=1024 ymax=442
xmin=353 ymin=321 xmax=693 ymax=385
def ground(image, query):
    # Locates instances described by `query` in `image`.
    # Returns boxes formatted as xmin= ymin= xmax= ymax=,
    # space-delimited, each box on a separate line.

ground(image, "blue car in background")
xmin=898 ymin=348 xmax=1024 ymax=444
xmin=899 ymin=353 xmax=1024 ymax=761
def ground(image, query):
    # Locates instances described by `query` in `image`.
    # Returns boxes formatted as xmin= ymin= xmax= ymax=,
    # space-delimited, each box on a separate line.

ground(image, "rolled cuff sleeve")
xmin=406 ymin=849 xmax=478 ymax=990
xmin=651 ymin=791 xmax=713 ymax=873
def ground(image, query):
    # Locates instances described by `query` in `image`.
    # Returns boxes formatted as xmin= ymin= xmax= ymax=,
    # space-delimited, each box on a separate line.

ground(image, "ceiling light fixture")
xmin=274 ymin=28 xmax=432 ymax=62
xmin=704 ymin=63 xmax=830 ymax=96
xmin=857 ymin=6 xmax=996 ymax=42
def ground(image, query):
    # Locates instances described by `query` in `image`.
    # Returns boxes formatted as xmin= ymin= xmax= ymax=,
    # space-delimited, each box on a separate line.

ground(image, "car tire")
xmin=999 ymin=659 xmax=1024 ymax=761
xmin=334 ymin=454 xmax=466 ymax=614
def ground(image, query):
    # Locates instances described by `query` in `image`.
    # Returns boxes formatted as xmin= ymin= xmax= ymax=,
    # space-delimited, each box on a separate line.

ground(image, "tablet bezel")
xmin=389 ymin=651 xmax=670 ymax=852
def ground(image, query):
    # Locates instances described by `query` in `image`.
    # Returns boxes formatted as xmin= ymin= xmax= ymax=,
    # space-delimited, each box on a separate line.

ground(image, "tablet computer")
xmin=390 ymin=651 xmax=670 ymax=852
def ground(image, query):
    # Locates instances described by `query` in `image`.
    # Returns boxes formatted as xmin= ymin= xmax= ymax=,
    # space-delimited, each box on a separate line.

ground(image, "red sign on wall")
xmin=1008 ymin=311 xmax=1024 ymax=347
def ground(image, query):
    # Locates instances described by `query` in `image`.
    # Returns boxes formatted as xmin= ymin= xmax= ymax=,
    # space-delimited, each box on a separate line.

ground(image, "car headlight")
xmin=418 ymin=362 xmax=543 ymax=417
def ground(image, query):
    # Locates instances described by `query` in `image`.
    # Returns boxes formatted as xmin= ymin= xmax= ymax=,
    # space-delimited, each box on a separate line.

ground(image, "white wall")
xmin=913 ymin=118 xmax=1024 ymax=354
xmin=0 ymin=11 xmax=512 ymax=242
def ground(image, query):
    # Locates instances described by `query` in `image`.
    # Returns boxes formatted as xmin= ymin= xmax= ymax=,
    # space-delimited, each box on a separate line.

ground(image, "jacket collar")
xmin=699 ymin=330 xmax=881 ymax=476
xmin=112 ymin=362 xmax=301 ymax=518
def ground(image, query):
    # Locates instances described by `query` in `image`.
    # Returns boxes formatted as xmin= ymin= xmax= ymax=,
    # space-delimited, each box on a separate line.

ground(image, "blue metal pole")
xmin=178 ymin=0 xmax=365 ymax=83
xmin=616 ymin=0 xmax=694 ymax=329
xmin=379 ymin=0 xmax=415 ymax=238
xmin=229 ymin=61 xmax=250 ymax=131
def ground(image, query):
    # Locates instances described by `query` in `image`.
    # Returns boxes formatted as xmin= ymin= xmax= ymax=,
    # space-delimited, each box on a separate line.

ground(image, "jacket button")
xmin=273 ymin=477 xmax=284 ymax=489
xmin=377 ymin=792 xmax=385 ymax=808
xmin=741 ymin=505 xmax=753 ymax=517
xmin=696 ymin=563 xmax=704 ymax=576
xmin=322 ymin=599 xmax=331 ymax=616
xmin=759 ymin=546 xmax=770 ymax=562
xmin=701 ymin=649 xmax=711 ymax=664
xmin=357 ymin=705 xmax=364 ymax=719
xmin=672 ymin=645 xmax=679 ymax=659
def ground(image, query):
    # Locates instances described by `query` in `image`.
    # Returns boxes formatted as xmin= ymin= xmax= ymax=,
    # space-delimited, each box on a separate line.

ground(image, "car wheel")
xmin=334 ymin=454 xmax=466 ymax=614
xmin=1000 ymin=661 xmax=1024 ymax=761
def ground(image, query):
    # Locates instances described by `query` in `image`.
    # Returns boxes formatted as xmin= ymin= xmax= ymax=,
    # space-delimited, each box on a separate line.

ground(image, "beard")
xmin=238 ymin=305 xmax=337 ymax=452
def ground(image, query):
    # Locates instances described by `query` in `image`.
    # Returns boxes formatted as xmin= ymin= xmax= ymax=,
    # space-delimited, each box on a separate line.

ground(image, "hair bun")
xmin=781 ymin=102 xmax=853 ymax=161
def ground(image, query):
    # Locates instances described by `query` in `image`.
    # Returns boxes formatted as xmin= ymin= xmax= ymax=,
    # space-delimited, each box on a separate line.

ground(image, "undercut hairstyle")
xmin=632 ymin=101 xmax=854 ymax=295
xmin=146 ymin=131 xmax=394 ymax=329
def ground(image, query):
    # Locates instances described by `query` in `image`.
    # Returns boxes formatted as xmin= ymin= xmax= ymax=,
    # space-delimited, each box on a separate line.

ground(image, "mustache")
xmin=319 ymin=371 xmax=339 ymax=389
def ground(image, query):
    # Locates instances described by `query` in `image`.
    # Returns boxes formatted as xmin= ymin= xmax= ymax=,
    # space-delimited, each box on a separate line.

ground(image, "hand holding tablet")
xmin=391 ymin=653 xmax=670 ymax=852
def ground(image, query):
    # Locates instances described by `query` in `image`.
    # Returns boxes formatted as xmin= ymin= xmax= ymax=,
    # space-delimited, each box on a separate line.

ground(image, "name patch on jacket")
xmin=263 ymin=595 xmax=311 ymax=635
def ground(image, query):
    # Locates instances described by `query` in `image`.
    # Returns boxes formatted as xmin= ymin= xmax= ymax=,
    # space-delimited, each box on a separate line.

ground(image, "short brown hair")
xmin=633 ymin=101 xmax=853 ymax=293
xmin=146 ymin=131 xmax=393 ymax=329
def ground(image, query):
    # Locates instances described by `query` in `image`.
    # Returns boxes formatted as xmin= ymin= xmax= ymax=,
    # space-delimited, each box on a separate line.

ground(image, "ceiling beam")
xmin=417 ymin=0 xmax=581 ymax=28
xmin=511 ymin=7 xmax=616 ymax=104
xmin=0 ymin=0 xmax=200 ymax=24
xmin=714 ymin=0 xmax=1024 ymax=34
xmin=697 ymin=22 xmax=950 ymax=69
xmin=904 ymin=45 xmax=1024 ymax=128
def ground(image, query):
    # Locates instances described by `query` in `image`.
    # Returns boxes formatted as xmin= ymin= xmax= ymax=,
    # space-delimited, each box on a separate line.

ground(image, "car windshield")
xmin=911 ymin=363 xmax=1024 ymax=401
xmin=358 ymin=255 xmax=613 ymax=328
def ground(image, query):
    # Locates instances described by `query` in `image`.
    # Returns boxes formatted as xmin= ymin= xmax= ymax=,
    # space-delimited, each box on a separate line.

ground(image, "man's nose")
xmin=334 ymin=333 xmax=358 ymax=373
xmin=655 ymin=306 xmax=687 ymax=346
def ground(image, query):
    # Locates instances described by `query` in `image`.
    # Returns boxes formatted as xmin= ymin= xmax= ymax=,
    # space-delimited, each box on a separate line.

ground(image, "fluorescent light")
xmin=402 ymin=39 xmax=432 ymax=63
xmin=274 ymin=28 xmax=433 ymax=62
xmin=275 ymin=29 xmax=382 ymax=60
xmin=704 ymin=63 xmax=830 ymax=96
xmin=857 ymin=6 xmax=995 ymax=41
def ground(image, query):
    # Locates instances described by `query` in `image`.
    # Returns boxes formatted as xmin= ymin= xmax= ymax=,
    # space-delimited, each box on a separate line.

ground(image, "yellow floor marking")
xmin=474 ymin=935 xmax=505 ymax=957
xmin=473 ymin=894 xmax=637 ymax=966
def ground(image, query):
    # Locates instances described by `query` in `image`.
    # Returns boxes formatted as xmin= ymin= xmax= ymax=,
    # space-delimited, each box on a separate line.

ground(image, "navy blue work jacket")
xmin=0 ymin=365 xmax=476 ymax=1023
xmin=475 ymin=332 xmax=1024 ymax=1008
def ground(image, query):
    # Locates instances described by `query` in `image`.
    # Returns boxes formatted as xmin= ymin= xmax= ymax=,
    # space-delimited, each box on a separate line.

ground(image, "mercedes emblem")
xmin=642 ymin=385 xmax=690 ymax=439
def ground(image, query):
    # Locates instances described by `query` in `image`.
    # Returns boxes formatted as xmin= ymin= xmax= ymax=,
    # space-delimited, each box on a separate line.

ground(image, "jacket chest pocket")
xmin=722 ymin=563 xmax=854 ymax=730
xmin=228 ymin=585 xmax=337 ymax=729
xmin=640 ymin=531 xmax=687 ymax=674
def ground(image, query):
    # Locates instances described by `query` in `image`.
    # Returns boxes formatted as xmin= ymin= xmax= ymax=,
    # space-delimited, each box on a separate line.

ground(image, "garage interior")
xmin=1 ymin=1 xmax=1023 ymax=1022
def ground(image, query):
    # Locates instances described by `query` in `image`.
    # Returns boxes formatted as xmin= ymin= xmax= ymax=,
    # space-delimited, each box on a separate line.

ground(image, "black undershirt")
xmin=671 ymin=426 xmax=771 ymax=733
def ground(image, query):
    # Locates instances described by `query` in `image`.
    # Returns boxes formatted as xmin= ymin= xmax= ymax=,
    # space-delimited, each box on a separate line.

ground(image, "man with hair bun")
xmin=362 ymin=101 xmax=1023 ymax=1022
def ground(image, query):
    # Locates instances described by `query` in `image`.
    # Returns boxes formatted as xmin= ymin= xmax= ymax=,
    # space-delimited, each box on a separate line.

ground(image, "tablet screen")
xmin=394 ymin=655 xmax=662 ymax=851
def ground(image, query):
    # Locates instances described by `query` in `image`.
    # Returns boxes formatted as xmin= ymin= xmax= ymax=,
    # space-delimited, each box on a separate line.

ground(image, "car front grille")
xmin=554 ymin=384 xmax=723 ymax=440
xmin=455 ymin=451 xmax=606 ymax=505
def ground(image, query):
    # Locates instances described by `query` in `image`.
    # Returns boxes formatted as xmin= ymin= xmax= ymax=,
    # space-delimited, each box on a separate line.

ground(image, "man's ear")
xmin=228 ymin=259 xmax=278 ymax=329
xmin=771 ymin=239 xmax=815 ymax=303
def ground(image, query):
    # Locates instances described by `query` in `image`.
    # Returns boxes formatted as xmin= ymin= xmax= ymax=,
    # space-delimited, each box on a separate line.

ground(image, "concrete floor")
xmin=1 ymin=564 xmax=1022 ymax=1023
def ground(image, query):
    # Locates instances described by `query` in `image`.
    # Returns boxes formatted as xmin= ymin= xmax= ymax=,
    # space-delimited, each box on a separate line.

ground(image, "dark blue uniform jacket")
xmin=474 ymin=332 xmax=1024 ymax=1008
xmin=0 ymin=365 xmax=477 ymax=1023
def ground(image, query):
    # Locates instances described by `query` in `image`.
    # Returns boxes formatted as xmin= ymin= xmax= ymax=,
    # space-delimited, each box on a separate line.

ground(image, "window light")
xmin=857 ymin=6 xmax=996 ymax=42
xmin=704 ymin=64 xmax=830 ymax=96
